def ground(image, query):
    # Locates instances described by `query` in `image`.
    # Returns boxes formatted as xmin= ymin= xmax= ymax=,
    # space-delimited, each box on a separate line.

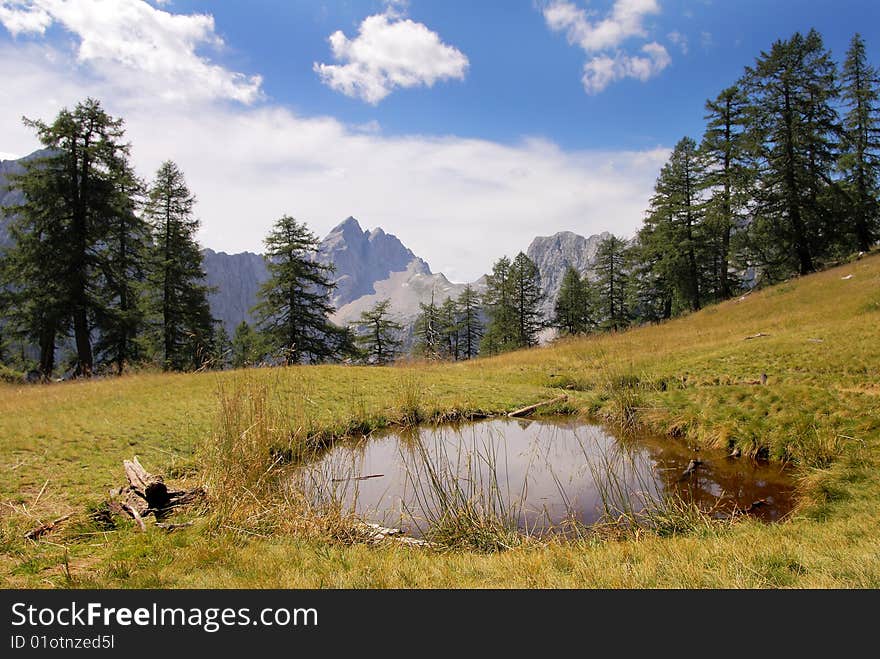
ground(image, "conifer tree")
xmin=231 ymin=321 xmax=262 ymax=369
xmin=413 ymin=293 xmax=442 ymax=359
xmin=510 ymin=252 xmax=545 ymax=347
xmin=593 ymin=235 xmax=630 ymax=330
xmin=437 ymin=297 xmax=461 ymax=360
xmin=352 ymin=299 xmax=402 ymax=365
xmin=2 ymin=99 xmax=135 ymax=376
xmin=252 ymin=215 xmax=348 ymax=365
xmin=145 ymin=161 xmax=215 ymax=371
xmin=93 ymin=160 xmax=151 ymax=374
xmin=456 ymin=285 xmax=483 ymax=360
xmin=553 ymin=266 xmax=592 ymax=335
xmin=642 ymin=138 xmax=707 ymax=312
xmin=839 ymin=33 xmax=880 ymax=251
xmin=742 ymin=30 xmax=841 ymax=276
xmin=481 ymin=256 xmax=517 ymax=355
xmin=701 ymin=85 xmax=751 ymax=299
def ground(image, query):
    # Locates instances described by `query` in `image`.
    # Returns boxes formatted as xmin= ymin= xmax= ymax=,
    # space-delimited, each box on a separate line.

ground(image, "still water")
xmin=303 ymin=418 xmax=794 ymax=536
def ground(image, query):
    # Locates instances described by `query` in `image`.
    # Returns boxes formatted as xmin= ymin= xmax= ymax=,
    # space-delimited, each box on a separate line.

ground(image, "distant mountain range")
xmin=1 ymin=150 xmax=610 ymax=338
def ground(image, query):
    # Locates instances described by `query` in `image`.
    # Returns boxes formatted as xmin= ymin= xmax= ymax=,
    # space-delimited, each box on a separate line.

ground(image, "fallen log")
xmin=110 ymin=457 xmax=206 ymax=529
xmin=508 ymin=395 xmax=568 ymax=418
xmin=24 ymin=513 xmax=72 ymax=541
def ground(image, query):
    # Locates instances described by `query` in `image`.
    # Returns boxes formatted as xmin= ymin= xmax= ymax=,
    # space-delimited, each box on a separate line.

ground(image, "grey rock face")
xmin=526 ymin=230 xmax=610 ymax=316
xmin=316 ymin=216 xmax=430 ymax=309
xmin=201 ymin=249 xmax=269 ymax=336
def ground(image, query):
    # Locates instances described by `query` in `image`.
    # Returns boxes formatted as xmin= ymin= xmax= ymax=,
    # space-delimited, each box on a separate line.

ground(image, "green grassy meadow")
xmin=1 ymin=253 xmax=879 ymax=588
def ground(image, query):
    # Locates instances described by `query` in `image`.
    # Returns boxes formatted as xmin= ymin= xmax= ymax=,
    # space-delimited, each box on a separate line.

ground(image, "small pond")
xmin=302 ymin=418 xmax=795 ymax=536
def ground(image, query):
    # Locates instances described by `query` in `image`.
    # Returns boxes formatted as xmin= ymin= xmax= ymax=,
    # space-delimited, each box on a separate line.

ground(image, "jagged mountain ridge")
xmin=3 ymin=151 xmax=612 ymax=340
xmin=316 ymin=216 xmax=431 ymax=309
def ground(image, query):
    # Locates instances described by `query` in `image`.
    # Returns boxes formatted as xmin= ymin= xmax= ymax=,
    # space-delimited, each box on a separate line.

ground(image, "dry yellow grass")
xmin=1 ymin=253 xmax=878 ymax=587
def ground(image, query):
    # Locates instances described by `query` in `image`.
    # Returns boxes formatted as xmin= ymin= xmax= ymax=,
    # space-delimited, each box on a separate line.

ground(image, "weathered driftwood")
xmin=121 ymin=502 xmax=146 ymax=532
xmin=508 ymin=395 xmax=568 ymax=418
xmin=24 ymin=513 xmax=72 ymax=541
xmin=356 ymin=522 xmax=432 ymax=547
xmin=111 ymin=457 xmax=205 ymax=529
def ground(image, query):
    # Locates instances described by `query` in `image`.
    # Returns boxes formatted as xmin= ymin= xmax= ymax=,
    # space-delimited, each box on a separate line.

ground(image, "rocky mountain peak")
xmin=317 ymin=216 xmax=430 ymax=308
xmin=527 ymin=229 xmax=611 ymax=316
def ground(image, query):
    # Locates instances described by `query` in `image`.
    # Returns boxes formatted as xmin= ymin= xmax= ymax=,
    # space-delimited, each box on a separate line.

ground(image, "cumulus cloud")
xmin=0 ymin=0 xmax=262 ymax=104
xmin=542 ymin=0 xmax=671 ymax=93
xmin=314 ymin=8 xmax=468 ymax=104
xmin=583 ymin=42 xmax=671 ymax=94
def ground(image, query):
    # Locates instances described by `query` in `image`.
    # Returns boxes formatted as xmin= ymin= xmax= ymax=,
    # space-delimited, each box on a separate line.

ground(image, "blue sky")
xmin=1 ymin=1 xmax=878 ymax=281
xmin=147 ymin=0 xmax=880 ymax=149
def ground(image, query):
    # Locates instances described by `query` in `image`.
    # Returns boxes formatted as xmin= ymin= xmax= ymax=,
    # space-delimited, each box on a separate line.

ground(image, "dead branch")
xmin=24 ymin=513 xmax=72 ymax=541
xmin=508 ymin=394 xmax=568 ymax=418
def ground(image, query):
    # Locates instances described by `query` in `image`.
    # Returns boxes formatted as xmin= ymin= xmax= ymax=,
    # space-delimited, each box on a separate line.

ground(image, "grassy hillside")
xmin=1 ymin=253 xmax=879 ymax=587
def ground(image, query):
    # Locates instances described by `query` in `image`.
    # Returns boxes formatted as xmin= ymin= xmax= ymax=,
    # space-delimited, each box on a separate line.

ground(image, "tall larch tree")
xmin=593 ymin=235 xmax=630 ymax=330
xmin=252 ymin=215 xmax=348 ymax=365
xmin=145 ymin=161 xmax=214 ymax=371
xmin=456 ymin=285 xmax=483 ymax=360
xmin=742 ymin=30 xmax=840 ymax=277
xmin=839 ymin=33 xmax=880 ymax=251
xmin=2 ymin=99 xmax=134 ymax=376
xmin=701 ymin=85 xmax=751 ymax=299
xmin=352 ymin=299 xmax=402 ymax=365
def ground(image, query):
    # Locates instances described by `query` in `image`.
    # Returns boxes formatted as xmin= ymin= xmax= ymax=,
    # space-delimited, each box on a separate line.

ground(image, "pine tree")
xmin=839 ymin=33 xmax=880 ymax=251
xmin=642 ymin=138 xmax=707 ymax=312
xmin=510 ymin=252 xmax=545 ymax=347
xmin=352 ymin=299 xmax=402 ymax=365
xmin=145 ymin=161 xmax=215 ymax=371
xmin=701 ymin=85 xmax=751 ymax=299
xmin=481 ymin=256 xmax=517 ymax=355
xmin=437 ymin=297 xmax=461 ymax=360
xmin=626 ymin=241 xmax=673 ymax=324
xmin=553 ymin=266 xmax=592 ymax=335
xmin=742 ymin=30 xmax=841 ymax=276
xmin=252 ymin=215 xmax=347 ymax=365
xmin=93 ymin=159 xmax=150 ymax=374
xmin=231 ymin=321 xmax=262 ymax=369
xmin=456 ymin=285 xmax=483 ymax=360
xmin=2 ymin=99 xmax=135 ymax=376
xmin=413 ymin=292 xmax=442 ymax=359
xmin=208 ymin=322 xmax=232 ymax=370
xmin=593 ymin=235 xmax=629 ymax=330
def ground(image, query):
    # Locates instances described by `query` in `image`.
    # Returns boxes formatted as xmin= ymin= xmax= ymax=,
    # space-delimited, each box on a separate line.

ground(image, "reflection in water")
xmin=303 ymin=419 xmax=795 ymax=537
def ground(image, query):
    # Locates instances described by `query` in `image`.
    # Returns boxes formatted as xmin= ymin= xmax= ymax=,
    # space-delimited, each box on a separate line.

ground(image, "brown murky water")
xmin=305 ymin=418 xmax=795 ymax=536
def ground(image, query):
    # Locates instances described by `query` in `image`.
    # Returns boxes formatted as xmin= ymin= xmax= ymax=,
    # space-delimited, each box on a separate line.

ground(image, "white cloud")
xmin=0 ymin=9 xmax=668 ymax=283
xmin=0 ymin=0 xmax=262 ymax=104
xmin=582 ymin=42 xmax=670 ymax=94
xmin=314 ymin=10 xmax=468 ymax=104
xmin=542 ymin=0 xmax=670 ymax=93
xmin=667 ymin=30 xmax=688 ymax=55
xmin=0 ymin=0 xmax=50 ymax=35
